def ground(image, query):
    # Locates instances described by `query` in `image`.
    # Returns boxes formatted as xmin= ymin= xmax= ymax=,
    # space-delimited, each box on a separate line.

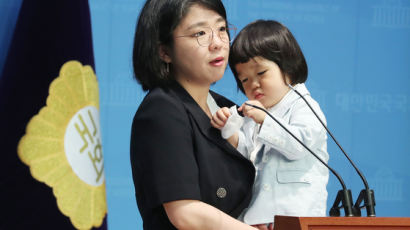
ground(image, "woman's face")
xmin=168 ymin=4 xmax=230 ymax=88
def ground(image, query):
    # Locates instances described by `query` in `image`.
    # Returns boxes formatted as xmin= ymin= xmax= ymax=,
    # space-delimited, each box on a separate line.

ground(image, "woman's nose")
xmin=208 ymin=32 xmax=224 ymax=50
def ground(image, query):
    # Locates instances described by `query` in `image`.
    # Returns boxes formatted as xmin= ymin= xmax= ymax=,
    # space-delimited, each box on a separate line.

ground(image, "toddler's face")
xmin=235 ymin=56 xmax=290 ymax=108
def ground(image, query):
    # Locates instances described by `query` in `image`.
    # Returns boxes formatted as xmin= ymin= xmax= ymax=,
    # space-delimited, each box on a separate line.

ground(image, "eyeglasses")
xmin=175 ymin=25 xmax=237 ymax=47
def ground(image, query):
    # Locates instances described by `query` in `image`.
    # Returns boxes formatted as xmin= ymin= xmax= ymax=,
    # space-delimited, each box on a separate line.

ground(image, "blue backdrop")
xmin=1 ymin=0 xmax=409 ymax=229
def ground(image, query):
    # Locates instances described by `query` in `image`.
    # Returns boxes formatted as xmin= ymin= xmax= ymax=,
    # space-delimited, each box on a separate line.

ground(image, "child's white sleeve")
xmin=220 ymin=106 xmax=249 ymax=158
xmin=221 ymin=106 xmax=244 ymax=139
xmin=236 ymin=130 xmax=248 ymax=158
xmin=256 ymin=100 xmax=327 ymax=161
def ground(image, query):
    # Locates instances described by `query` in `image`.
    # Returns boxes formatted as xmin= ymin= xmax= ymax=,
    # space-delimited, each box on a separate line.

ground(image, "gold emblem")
xmin=18 ymin=61 xmax=107 ymax=229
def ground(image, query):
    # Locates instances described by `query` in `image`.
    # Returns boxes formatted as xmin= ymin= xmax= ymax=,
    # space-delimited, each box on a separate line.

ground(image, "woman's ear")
xmin=159 ymin=45 xmax=172 ymax=63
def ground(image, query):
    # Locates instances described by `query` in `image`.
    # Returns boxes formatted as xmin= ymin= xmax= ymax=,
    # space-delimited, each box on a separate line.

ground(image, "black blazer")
xmin=130 ymin=82 xmax=255 ymax=230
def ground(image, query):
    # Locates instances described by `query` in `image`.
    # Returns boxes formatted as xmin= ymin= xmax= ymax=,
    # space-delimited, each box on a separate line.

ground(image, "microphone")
xmin=287 ymin=84 xmax=376 ymax=217
xmin=244 ymin=102 xmax=356 ymax=217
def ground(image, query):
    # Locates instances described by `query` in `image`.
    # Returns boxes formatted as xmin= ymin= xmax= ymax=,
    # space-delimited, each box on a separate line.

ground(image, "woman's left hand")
xmin=252 ymin=223 xmax=273 ymax=230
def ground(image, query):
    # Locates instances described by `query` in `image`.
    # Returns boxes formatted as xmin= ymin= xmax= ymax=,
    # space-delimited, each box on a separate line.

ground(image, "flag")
xmin=0 ymin=0 xmax=107 ymax=229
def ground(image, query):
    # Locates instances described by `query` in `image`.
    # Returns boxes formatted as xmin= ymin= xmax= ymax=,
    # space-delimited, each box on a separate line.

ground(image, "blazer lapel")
xmin=169 ymin=82 xmax=247 ymax=160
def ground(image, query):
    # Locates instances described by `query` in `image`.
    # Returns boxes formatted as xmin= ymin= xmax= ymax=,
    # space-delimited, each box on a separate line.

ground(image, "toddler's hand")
xmin=239 ymin=100 xmax=266 ymax=124
xmin=211 ymin=107 xmax=231 ymax=130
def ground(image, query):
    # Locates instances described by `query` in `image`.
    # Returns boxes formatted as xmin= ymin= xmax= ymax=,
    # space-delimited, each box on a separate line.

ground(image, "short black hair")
xmin=132 ymin=0 xmax=228 ymax=91
xmin=229 ymin=20 xmax=308 ymax=94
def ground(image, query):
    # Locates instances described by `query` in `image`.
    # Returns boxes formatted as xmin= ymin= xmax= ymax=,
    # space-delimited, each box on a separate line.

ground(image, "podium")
xmin=274 ymin=216 xmax=410 ymax=230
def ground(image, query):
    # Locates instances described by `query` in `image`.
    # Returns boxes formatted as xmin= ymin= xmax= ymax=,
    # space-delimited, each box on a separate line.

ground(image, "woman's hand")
xmin=211 ymin=107 xmax=231 ymax=130
xmin=164 ymin=200 xmax=259 ymax=230
xmin=252 ymin=223 xmax=274 ymax=230
xmin=239 ymin=100 xmax=266 ymax=124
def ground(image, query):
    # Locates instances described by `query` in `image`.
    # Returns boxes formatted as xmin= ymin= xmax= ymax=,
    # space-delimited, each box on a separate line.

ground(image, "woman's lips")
xmin=209 ymin=57 xmax=224 ymax=66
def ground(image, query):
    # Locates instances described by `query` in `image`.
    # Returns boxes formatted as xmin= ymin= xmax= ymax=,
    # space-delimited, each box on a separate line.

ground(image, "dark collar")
xmin=169 ymin=82 xmax=247 ymax=160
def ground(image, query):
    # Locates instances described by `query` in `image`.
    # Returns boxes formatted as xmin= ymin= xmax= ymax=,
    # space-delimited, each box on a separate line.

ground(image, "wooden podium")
xmin=274 ymin=216 xmax=410 ymax=230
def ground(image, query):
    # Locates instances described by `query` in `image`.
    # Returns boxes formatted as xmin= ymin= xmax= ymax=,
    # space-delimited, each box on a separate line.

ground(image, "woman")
xmin=130 ymin=0 xmax=257 ymax=229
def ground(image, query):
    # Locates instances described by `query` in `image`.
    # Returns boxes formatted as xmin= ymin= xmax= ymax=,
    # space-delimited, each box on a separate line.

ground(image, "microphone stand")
xmin=288 ymin=85 xmax=376 ymax=217
xmin=354 ymin=189 xmax=376 ymax=217
xmin=244 ymin=103 xmax=355 ymax=217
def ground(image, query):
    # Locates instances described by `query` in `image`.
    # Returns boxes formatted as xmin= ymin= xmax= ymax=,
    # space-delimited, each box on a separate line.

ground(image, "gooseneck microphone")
xmin=287 ymin=84 xmax=376 ymax=217
xmin=244 ymin=102 xmax=355 ymax=217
